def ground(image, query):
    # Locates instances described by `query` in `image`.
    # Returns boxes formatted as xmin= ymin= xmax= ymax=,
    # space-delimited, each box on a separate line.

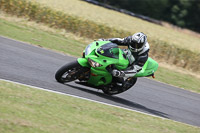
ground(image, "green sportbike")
xmin=55 ymin=41 xmax=158 ymax=95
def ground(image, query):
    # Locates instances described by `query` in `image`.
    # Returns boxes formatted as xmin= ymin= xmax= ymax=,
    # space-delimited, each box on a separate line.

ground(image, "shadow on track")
xmin=65 ymin=83 xmax=169 ymax=119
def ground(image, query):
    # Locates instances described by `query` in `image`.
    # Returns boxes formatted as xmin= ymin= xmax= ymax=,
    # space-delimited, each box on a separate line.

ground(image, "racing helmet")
xmin=128 ymin=32 xmax=147 ymax=53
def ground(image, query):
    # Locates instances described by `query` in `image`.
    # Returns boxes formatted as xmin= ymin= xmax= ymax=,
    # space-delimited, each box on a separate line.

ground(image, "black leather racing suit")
xmin=107 ymin=36 xmax=149 ymax=77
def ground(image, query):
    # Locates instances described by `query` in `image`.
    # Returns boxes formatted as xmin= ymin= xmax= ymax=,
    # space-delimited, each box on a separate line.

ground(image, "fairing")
xmin=78 ymin=41 xmax=158 ymax=86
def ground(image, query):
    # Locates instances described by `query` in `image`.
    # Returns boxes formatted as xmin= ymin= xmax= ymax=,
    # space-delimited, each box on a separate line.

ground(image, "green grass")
xmin=0 ymin=16 xmax=200 ymax=93
xmin=0 ymin=80 xmax=200 ymax=133
xmin=28 ymin=0 xmax=200 ymax=53
xmin=155 ymin=67 xmax=200 ymax=93
xmin=0 ymin=17 xmax=86 ymax=57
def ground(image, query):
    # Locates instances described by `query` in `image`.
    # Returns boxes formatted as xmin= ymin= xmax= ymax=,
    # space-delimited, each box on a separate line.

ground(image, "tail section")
xmin=134 ymin=57 xmax=158 ymax=77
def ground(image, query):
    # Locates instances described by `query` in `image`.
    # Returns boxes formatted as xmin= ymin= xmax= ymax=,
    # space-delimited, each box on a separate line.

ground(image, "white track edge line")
xmin=0 ymin=78 xmax=199 ymax=128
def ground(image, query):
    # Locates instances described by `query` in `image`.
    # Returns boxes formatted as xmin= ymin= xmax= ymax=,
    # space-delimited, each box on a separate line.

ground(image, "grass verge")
xmin=0 ymin=80 xmax=200 ymax=133
xmin=0 ymin=16 xmax=87 ymax=57
xmin=0 ymin=15 xmax=200 ymax=93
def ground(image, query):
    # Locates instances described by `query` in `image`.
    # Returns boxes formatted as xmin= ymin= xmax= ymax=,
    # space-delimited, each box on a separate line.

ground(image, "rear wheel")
xmin=102 ymin=77 xmax=137 ymax=95
xmin=55 ymin=60 xmax=89 ymax=83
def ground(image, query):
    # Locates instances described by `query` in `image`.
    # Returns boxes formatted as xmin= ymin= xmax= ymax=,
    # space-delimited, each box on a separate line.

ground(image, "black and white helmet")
xmin=128 ymin=32 xmax=147 ymax=53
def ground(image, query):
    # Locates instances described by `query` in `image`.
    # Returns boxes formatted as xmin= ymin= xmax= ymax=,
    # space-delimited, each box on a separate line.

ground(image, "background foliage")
xmin=97 ymin=0 xmax=200 ymax=33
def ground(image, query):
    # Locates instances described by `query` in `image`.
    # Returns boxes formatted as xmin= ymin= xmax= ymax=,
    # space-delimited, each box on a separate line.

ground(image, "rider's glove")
xmin=112 ymin=69 xmax=125 ymax=77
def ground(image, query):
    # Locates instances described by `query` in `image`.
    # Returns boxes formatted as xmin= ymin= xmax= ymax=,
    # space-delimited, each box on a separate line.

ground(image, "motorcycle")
xmin=55 ymin=41 xmax=158 ymax=95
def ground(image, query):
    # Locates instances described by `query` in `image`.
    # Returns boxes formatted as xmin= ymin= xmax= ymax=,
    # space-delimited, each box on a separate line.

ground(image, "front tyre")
xmin=55 ymin=60 xmax=85 ymax=83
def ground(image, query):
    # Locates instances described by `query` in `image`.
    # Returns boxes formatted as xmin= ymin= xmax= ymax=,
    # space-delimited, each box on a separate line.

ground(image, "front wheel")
xmin=55 ymin=60 xmax=88 ymax=83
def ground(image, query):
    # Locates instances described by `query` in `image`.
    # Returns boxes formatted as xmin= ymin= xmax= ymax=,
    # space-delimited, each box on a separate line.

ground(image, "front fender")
xmin=77 ymin=58 xmax=90 ymax=67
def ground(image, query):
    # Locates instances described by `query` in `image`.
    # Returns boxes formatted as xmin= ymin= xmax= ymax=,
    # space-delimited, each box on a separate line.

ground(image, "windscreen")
xmin=97 ymin=43 xmax=119 ymax=59
xmin=85 ymin=43 xmax=93 ymax=56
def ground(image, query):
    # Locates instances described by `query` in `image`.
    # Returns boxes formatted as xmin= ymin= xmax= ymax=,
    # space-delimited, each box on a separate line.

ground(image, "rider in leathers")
xmin=102 ymin=32 xmax=149 ymax=78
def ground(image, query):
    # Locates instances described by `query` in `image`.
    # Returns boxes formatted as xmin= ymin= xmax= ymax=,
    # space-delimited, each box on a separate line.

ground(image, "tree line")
xmin=96 ymin=0 xmax=200 ymax=33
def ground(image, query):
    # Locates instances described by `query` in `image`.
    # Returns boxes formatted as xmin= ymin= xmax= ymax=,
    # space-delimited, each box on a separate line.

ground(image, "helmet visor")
xmin=130 ymin=42 xmax=144 ymax=49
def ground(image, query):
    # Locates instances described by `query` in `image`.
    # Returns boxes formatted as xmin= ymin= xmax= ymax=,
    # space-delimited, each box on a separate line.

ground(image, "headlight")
xmin=88 ymin=58 xmax=102 ymax=67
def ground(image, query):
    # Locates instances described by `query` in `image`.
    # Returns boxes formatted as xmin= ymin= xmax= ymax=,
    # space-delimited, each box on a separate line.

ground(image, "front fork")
xmin=77 ymin=58 xmax=113 ymax=86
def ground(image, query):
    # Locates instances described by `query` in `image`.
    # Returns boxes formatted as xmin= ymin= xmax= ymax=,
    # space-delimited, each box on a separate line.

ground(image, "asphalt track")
xmin=0 ymin=36 xmax=200 ymax=127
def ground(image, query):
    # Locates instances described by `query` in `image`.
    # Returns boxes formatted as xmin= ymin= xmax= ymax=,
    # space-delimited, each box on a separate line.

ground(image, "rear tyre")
xmin=102 ymin=77 xmax=137 ymax=95
xmin=55 ymin=60 xmax=86 ymax=83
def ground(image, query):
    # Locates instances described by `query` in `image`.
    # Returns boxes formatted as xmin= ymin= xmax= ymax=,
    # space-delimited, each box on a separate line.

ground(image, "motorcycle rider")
xmin=101 ymin=32 xmax=149 ymax=78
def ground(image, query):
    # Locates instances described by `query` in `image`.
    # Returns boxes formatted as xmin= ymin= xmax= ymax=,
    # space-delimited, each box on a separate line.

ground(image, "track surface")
xmin=0 ymin=36 xmax=200 ymax=127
